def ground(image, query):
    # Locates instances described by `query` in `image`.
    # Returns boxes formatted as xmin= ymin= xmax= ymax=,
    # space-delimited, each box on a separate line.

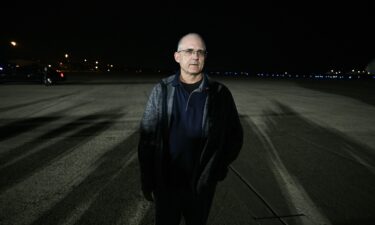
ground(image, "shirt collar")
xmin=172 ymin=71 xmax=209 ymax=92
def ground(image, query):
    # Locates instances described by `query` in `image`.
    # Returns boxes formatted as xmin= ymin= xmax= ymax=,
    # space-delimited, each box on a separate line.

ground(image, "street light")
xmin=10 ymin=41 xmax=17 ymax=47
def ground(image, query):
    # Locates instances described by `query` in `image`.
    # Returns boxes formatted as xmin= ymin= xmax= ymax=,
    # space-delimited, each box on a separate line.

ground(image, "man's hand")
xmin=142 ymin=189 xmax=154 ymax=202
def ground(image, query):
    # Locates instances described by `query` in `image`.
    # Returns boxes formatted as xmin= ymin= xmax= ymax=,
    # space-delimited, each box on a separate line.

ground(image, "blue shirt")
xmin=168 ymin=73 xmax=208 ymax=185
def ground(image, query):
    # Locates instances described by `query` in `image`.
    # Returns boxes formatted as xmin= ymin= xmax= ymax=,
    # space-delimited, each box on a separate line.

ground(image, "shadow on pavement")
xmin=295 ymin=80 xmax=375 ymax=107
xmin=0 ymin=110 xmax=123 ymax=193
xmin=259 ymin=101 xmax=375 ymax=224
xmin=29 ymin=131 xmax=146 ymax=225
xmin=0 ymin=92 xmax=78 ymax=113
xmin=0 ymin=116 xmax=61 ymax=142
xmin=0 ymin=99 xmax=88 ymax=142
xmin=211 ymin=115 xmax=294 ymax=224
xmin=222 ymin=102 xmax=375 ymax=224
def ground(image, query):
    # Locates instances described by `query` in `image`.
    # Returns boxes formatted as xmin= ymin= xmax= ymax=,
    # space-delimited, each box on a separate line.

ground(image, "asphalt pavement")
xmin=0 ymin=72 xmax=374 ymax=225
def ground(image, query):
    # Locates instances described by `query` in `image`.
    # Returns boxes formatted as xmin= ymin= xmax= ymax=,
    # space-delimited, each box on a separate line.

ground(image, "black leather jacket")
xmin=138 ymin=73 xmax=243 ymax=194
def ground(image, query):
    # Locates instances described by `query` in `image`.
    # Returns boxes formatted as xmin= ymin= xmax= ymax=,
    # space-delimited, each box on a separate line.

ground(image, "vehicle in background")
xmin=0 ymin=59 xmax=66 ymax=85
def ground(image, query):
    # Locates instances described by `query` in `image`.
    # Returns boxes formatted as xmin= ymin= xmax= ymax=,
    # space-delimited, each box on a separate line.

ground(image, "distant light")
xmin=65 ymin=54 xmax=69 ymax=58
xmin=10 ymin=41 xmax=17 ymax=47
xmin=95 ymin=66 xmax=98 ymax=69
xmin=84 ymin=59 xmax=87 ymax=62
xmin=48 ymin=64 xmax=52 ymax=68
xmin=95 ymin=61 xmax=99 ymax=64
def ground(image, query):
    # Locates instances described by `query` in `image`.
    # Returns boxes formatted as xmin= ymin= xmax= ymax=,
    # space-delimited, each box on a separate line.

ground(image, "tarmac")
xmin=0 ymin=72 xmax=374 ymax=225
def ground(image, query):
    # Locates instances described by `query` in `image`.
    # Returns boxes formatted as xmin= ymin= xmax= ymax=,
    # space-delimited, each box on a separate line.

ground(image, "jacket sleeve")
xmin=216 ymin=86 xmax=243 ymax=180
xmin=138 ymin=83 xmax=162 ymax=192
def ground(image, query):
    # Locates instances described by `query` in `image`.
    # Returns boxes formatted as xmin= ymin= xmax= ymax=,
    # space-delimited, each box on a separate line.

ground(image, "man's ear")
xmin=174 ymin=52 xmax=180 ymax=63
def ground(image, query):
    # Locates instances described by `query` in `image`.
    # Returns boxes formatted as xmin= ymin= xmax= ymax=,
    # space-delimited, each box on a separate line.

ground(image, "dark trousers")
xmin=154 ymin=184 xmax=216 ymax=225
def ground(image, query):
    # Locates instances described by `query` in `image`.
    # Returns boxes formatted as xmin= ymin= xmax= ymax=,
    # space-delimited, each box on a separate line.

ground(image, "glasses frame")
xmin=177 ymin=48 xmax=208 ymax=57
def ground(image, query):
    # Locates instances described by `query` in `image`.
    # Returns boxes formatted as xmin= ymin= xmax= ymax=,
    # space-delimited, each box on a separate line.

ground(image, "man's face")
xmin=174 ymin=35 xmax=206 ymax=76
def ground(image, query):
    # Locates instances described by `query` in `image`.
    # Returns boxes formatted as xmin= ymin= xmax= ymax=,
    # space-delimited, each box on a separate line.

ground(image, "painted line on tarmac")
xmin=62 ymin=150 xmax=138 ymax=225
xmin=125 ymin=198 xmax=151 ymax=225
xmin=257 ymin=126 xmax=332 ymax=225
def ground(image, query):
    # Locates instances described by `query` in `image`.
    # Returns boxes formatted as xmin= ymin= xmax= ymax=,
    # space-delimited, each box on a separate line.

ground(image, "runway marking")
xmin=256 ymin=125 xmax=332 ymax=225
xmin=344 ymin=144 xmax=375 ymax=175
xmin=61 ymin=150 xmax=138 ymax=225
xmin=230 ymin=166 xmax=291 ymax=224
xmin=124 ymin=198 xmax=151 ymax=225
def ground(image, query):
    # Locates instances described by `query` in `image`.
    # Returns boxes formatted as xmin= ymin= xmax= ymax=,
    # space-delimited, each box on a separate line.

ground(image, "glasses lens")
xmin=179 ymin=49 xmax=206 ymax=57
xmin=196 ymin=50 xmax=206 ymax=57
xmin=185 ymin=49 xmax=194 ymax=55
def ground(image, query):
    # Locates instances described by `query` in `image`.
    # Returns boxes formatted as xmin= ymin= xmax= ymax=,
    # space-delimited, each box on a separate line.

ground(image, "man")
xmin=138 ymin=33 xmax=243 ymax=225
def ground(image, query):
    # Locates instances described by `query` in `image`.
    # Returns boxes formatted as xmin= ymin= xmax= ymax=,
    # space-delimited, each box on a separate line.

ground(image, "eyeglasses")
xmin=177 ymin=49 xmax=207 ymax=57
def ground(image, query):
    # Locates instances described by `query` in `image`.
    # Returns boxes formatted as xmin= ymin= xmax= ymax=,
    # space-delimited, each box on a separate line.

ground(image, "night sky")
xmin=1 ymin=1 xmax=374 ymax=73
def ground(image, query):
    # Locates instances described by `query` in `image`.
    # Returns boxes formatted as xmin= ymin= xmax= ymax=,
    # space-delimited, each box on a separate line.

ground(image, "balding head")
xmin=174 ymin=33 xmax=207 ymax=79
xmin=177 ymin=33 xmax=206 ymax=51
